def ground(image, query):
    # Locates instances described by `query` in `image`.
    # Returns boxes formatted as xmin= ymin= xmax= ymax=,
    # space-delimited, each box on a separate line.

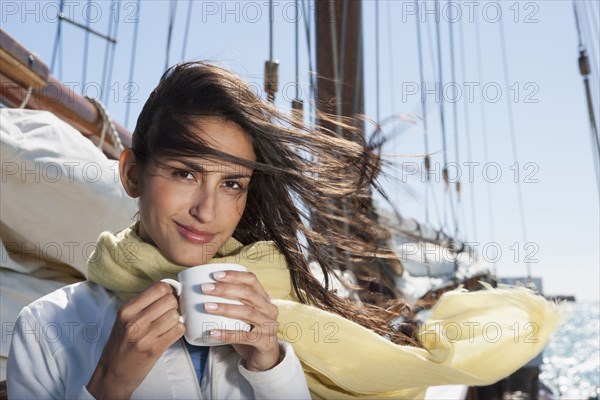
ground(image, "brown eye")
xmin=173 ymin=170 xmax=194 ymax=180
xmin=223 ymin=181 xmax=244 ymax=190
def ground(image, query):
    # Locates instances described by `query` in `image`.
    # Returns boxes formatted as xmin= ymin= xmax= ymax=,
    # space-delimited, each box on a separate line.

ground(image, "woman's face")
xmin=121 ymin=117 xmax=256 ymax=266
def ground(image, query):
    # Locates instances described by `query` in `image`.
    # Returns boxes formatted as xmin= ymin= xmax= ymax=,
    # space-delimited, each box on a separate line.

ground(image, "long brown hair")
xmin=132 ymin=61 xmax=420 ymax=346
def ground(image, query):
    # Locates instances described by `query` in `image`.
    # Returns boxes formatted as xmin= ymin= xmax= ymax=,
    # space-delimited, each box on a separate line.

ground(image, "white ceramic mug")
xmin=161 ymin=263 xmax=252 ymax=346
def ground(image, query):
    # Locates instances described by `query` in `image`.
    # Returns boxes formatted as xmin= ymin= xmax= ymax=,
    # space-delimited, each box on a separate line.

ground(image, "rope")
xmin=181 ymin=0 xmax=194 ymax=61
xmin=415 ymin=1 xmax=431 ymax=225
xmin=475 ymin=17 xmax=497 ymax=277
xmin=86 ymin=96 xmax=125 ymax=154
xmin=125 ymin=0 xmax=141 ymax=129
xmin=458 ymin=16 xmax=477 ymax=240
xmin=499 ymin=15 xmax=531 ymax=283
xmin=165 ymin=1 xmax=178 ymax=71
xmin=50 ymin=0 xmax=65 ymax=77
xmin=81 ymin=0 xmax=92 ymax=95
xmin=18 ymin=87 xmax=33 ymax=109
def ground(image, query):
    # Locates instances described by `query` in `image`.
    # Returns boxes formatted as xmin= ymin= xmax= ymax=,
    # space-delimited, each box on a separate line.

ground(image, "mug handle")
xmin=160 ymin=278 xmax=185 ymax=324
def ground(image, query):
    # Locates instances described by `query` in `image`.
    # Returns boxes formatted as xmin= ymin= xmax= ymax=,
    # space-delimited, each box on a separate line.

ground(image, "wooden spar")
xmin=315 ymin=1 xmax=364 ymax=134
xmin=314 ymin=1 xmax=403 ymax=303
xmin=0 ymin=29 xmax=131 ymax=160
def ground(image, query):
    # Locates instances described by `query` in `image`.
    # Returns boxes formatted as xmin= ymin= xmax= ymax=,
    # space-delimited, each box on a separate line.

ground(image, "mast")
xmin=314 ymin=1 xmax=401 ymax=303
xmin=315 ymin=0 xmax=363 ymax=131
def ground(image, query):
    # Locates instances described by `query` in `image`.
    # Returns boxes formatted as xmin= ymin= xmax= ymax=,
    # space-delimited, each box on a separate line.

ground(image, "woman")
xmin=7 ymin=62 xmax=562 ymax=399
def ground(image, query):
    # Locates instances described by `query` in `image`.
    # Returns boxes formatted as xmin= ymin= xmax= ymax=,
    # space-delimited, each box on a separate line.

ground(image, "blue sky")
xmin=2 ymin=0 xmax=599 ymax=300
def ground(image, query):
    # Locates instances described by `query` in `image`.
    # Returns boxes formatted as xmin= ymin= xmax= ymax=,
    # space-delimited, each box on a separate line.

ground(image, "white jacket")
xmin=6 ymin=282 xmax=311 ymax=399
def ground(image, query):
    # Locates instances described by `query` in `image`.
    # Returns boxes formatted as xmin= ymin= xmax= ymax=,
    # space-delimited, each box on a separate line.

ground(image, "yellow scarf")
xmin=87 ymin=223 xmax=564 ymax=399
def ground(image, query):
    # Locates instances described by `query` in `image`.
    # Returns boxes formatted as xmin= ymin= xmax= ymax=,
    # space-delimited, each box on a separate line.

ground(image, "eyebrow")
xmin=174 ymin=159 xmax=253 ymax=180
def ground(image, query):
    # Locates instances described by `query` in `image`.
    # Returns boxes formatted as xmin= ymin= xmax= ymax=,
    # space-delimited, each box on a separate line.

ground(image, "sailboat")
xmin=1 ymin=1 xmax=598 ymax=399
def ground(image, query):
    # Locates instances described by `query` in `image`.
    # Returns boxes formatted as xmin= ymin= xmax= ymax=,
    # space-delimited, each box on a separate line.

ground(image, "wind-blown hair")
xmin=132 ymin=61 xmax=419 ymax=346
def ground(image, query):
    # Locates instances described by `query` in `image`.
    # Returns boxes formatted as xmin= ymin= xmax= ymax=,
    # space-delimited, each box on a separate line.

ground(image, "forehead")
xmin=190 ymin=117 xmax=256 ymax=164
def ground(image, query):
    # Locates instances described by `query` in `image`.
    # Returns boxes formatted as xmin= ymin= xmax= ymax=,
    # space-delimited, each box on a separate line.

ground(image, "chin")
xmin=164 ymin=247 xmax=217 ymax=267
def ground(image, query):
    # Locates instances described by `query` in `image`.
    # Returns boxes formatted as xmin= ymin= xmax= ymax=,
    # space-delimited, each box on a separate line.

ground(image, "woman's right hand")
xmin=86 ymin=282 xmax=185 ymax=399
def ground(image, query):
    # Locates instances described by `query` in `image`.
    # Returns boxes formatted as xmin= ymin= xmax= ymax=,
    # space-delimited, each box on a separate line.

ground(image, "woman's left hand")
xmin=202 ymin=270 xmax=281 ymax=371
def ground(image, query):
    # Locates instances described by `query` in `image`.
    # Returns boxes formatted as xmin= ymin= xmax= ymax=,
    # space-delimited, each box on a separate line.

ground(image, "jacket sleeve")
xmin=238 ymin=340 xmax=311 ymax=399
xmin=6 ymin=307 xmax=94 ymax=400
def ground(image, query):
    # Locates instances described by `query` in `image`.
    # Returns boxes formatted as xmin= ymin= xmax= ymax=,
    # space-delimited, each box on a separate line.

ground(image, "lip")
xmin=175 ymin=222 xmax=216 ymax=245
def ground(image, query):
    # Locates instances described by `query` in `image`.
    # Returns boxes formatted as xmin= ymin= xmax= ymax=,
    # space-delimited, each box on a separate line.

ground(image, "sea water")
xmin=540 ymin=301 xmax=599 ymax=399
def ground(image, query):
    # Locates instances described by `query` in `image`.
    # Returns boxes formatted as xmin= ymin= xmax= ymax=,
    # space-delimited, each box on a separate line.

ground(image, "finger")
xmin=131 ymin=292 xmax=179 ymax=329
xmin=120 ymin=282 xmax=175 ymax=317
xmin=204 ymin=302 xmax=279 ymax=326
xmin=212 ymin=271 xmax=271 ymax=301
xmin=202 ymin=281 xmax=272 ymax=310
xmin=149 ymin=308 xmax=183 ymax=338
xmin=156 ymin=321 xmax=186 ymax=349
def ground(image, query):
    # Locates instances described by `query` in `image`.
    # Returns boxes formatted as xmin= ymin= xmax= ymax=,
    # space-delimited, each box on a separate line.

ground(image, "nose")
xmin=189 ymin=184 xmax=217 ymax=223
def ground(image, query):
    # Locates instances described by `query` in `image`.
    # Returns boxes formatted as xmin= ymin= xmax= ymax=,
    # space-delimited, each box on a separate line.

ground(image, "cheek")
xmin=223 ymin=195 xmax=248 ymax=227
xmin=139 ymin=178 xmax=179 ymax=217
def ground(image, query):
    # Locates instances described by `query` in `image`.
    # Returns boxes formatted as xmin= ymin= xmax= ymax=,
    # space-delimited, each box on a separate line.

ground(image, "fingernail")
xmin=213 ymin=271 xmax=226 ymax=280
xmin=201 ymin=283 xmax=215 ymax=292
xmin=204 ymin=302 xmax=218 ymax=311
xmin=210 ymin=330 xmax=221 ymax=338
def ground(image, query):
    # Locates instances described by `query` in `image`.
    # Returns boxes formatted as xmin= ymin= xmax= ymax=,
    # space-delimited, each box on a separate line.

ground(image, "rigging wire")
xmin=574 ymin=1 xmax=600 ymax=194
xmin=101 ymin=0 xmax=121 ymax=106
xmin=302 ymin=0 xmax=316 ymax=127
xmin=328 ymin=0 xmax=343 ymax=126
xmin=264 ymin=0 xmax=279 ymax=103
xmin=165 ymin=1 xmax=177 ymax=71
xmin=291 ymin=0 xmax=304 ymax=122
xmin=50 ymin=0 xmax=65 ymax=78
xmin=447 ymin=0 xmax=462 ymax=240
xmin=386 ymin=1 xmax=396 ymax=114
xmin=269 ymin=0 xmax=274 ymax=63
xmin=295 ymin=0 xmax=300 ymax=100
xmin=458 ymin=15 xmax=478 ymax=241
xmin=338 ymin=0 xmax=349 ymax=106
xmin=582 ymin=1 xmax=600 ymax=85
xmin=181 ymin=0 xmax=194 ymax=61
xmin=101 ymin=1 xmax=116 ymax=103
xmin=499 ymin=14 xmax=532 ymax=284
xmin=434 ymin=0 xmax=459 ymax=235
xmin=422 ymin=5 xmax=444 ymax=230
xmin=375 ymin=1 xmax=380 ymax=123
xmin=582 ymin=1 xmax=600 ymax=117
xmin=353 ymin=6 xmax=363 ymax=117
xmin=474 ymin=16 xmax=497 ymax=277
xmin=103 ymin=0 xmax=121 ymax=107
xmin=415 ymin=1 xmax=431 ymax=225
xmin=81 ymin=0 xmax=92 ymax=95
xmin=124 ymin=0 xmax=141 ymax=129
